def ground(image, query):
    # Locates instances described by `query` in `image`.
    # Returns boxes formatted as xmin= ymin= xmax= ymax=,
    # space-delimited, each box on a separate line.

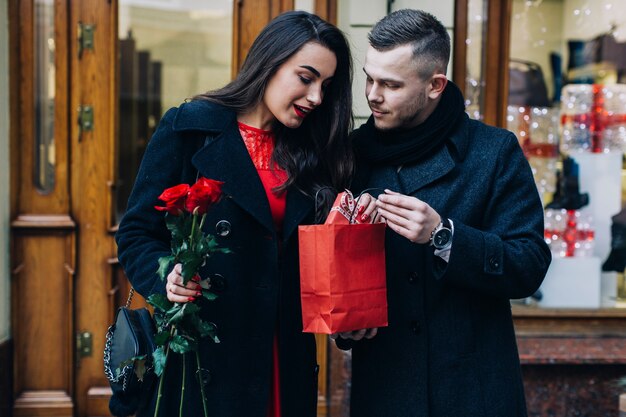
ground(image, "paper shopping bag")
xmin=298 ymin=222 xmax=388 ymax=334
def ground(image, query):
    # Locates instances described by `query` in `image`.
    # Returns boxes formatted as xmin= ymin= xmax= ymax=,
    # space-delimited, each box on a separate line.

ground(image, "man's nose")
xmin=367 ymin=84 xmax=382 ymax=102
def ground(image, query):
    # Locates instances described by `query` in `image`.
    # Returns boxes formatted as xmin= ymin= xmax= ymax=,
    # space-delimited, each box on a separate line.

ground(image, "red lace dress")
xmin=239 ymin=122 xmax=287 ymax=417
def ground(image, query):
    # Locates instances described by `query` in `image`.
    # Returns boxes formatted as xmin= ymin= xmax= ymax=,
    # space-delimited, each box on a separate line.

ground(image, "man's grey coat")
xmin=338 ymin=113 xmax=551 ymax=417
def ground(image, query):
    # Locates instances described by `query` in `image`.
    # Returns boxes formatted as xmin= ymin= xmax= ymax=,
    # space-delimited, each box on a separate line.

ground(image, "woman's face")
xmin=262 ymin=42 xmax=337 ymax=129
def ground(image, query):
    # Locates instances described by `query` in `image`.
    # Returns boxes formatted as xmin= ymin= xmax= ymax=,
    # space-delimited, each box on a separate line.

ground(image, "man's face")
xmin=363 ymin=44 xmax=433 ymax=131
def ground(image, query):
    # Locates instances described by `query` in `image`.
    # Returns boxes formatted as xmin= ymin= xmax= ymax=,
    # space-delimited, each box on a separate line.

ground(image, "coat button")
xmin=489 ymin=257 xmax=500 ymax=269
xmin=210 ymin=273 xmax=227 ymax=292
xmin=408 ymin=271 xmax=419 ymax=284
xmin=215 ymin=220 xmax=231 ymax=237
xmin=410 ymin=320 xmax=421 ymax=335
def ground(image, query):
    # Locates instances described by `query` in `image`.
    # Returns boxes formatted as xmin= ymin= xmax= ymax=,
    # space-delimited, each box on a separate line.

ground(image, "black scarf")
xmin=355 ymin=80 xmax=465 ymax=166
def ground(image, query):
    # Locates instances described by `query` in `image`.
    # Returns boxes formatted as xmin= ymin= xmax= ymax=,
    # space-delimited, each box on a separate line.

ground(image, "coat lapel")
xmin=397 ymin=145 xmax=455 ymax=195
xmin=191 ymin=126 xmax=275 ymax=234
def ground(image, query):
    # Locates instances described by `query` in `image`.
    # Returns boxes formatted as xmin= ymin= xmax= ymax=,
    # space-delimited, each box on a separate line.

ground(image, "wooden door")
xmin=11 ymin=0 xmax=122 ymax=415
xmin=9 ymin=0 xmax=342 ymax=416
xmin=69 ymin=1 xmax=120 ymax=415
xmin=10 ymin=0 xmax=75 ymax=415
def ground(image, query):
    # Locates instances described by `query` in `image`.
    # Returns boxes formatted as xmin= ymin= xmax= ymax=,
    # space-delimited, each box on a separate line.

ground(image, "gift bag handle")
xmin=350 ymin=188 xmax=386 ymax=223
xmin=314 ymin=187 xmax=385 ymax=223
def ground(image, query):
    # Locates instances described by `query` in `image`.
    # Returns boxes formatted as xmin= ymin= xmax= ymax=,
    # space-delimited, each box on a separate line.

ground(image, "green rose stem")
xmin=190 ymin=211 xmax=209 ymax=417
xmin=179 ymin=354 xmax=186 ymax=417
xmin=189 ymin=210 xmax=198 ymax=253
xmin=198 ymin=213 xmax=206 ymax=231
xmin=196 ymin=349 xmax=209 ymax=417
xmin=163 ymin=210 xmax=209 ymax=417
xmin=188 ymin=209 xmax=206 ymax=254
xmin=153 ymin=331 xmax=173 ymax=417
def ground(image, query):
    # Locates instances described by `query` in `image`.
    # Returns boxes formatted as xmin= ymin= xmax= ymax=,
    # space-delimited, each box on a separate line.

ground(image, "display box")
xmin=538 ymin=257 xmax=601 ymax=308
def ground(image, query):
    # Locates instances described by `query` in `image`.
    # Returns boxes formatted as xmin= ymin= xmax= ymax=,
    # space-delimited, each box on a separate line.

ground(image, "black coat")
xmin=338 ymin=114 xmax=551 ymax=417
xmin=116 ymin=100 xmax=318 ymax=417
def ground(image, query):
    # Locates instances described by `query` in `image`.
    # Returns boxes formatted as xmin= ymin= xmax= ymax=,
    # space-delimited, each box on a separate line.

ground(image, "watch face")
xmin=433 ymin=228 xmax=452 ymax=249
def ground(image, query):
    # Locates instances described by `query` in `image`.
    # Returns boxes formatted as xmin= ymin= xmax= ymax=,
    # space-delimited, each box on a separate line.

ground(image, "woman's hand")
xmin=354 ymin=193 xmax=384 ymax=224
xmin=166 ymin=263 xmax=203 ymax=303
xmin=331 ymin=328 xmax=378 ymax=341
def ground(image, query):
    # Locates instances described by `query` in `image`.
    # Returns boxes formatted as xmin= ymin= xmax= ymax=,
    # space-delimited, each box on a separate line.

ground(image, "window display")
xmin=504 ymin=0 xmax=626 ymax=308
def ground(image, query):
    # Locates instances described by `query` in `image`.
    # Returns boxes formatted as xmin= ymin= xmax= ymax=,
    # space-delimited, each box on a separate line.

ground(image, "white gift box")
xmin=538 ymin=257 xmax=601 ymax=308
xmin=575 ymin=152 xmax=622 ymax=263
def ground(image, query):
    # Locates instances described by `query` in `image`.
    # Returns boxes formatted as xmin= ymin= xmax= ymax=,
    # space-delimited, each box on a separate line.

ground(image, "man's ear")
xmin=428 ymin=74 xmax=448 ymax=99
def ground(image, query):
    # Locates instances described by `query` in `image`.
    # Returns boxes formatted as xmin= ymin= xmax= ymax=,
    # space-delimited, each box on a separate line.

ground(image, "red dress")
xmin=239 ymin=122 xmax=286 ymax=417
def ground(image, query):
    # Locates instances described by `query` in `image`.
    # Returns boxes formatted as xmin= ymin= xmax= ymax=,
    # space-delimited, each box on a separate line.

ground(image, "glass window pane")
xmin=508 ymin=0 xmax=626 ymax=308
xmin=34 ymin=0 xmax=56 ymax=194
xmin=465 ymin=0 xmax=487 ymax=121
xmin=294 ymin=0 xmax=315 ymax=13
xmin=507 ymin=1 xmax=626 ymax=199
xmin=115 ymin=0 xmax=233 ymax=222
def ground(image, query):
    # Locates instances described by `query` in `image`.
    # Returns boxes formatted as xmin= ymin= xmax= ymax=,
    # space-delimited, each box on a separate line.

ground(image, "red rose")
xmin=185 ymin=177 xmax=224 ymax=215
xmin=155 ymin=183 xmax=190 ymax=215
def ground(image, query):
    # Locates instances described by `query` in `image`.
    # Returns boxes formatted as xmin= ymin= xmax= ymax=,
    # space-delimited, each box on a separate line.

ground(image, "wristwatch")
xmin=429 ymin=218 xmax=453 ymax=250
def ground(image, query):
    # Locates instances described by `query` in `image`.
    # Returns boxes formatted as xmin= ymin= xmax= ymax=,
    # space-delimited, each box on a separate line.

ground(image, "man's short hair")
xmin=368 ymin=9 xmax=450 ymax=79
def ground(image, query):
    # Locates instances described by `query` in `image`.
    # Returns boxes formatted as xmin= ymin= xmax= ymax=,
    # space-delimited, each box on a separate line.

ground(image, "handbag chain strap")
xmin=125 ymin=288 xmax=134 ymax=308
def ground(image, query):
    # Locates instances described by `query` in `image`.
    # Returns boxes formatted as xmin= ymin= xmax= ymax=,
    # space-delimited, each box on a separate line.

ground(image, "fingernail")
xmin=192 ymin=275 xmax=200 ymax=282
xmin=360 ymin=213 xmax=370 ymax=222
xmin=357 ymin=205 xmax=365 ymax=214
xmin=196 ymin=291 xmax=202 ymax=296
xmin=188 ymin=297 xmax=195 ymax=302
xmin=196 ymin=284 xmax=202 ymax=290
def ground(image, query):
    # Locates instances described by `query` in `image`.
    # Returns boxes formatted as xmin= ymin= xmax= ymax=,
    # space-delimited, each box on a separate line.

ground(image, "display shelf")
xmin=513 ymin=305 xmax=626 ymax=363
xmin=513 ymin=305 xmax=626 ymax=338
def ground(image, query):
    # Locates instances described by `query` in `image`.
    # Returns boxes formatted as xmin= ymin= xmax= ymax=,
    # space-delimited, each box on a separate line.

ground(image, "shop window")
xmin=464 ymin=0 xmax=487 ymax=121
xmin=34 ymin=0 xmax=56 ymax=194
xmin=506 ymin=0 xmax=626 ymax=309
xmin=115 ymin=0 xmax=233 ymax=223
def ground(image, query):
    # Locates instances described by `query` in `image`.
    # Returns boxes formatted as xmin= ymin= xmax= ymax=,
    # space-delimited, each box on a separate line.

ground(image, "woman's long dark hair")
xmin=194 ymin=11 xmax=354 ymax=222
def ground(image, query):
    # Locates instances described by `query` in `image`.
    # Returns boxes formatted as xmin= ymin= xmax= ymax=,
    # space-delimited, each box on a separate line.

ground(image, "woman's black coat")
xmin=115 ymin=100 xmax=318 ymax=417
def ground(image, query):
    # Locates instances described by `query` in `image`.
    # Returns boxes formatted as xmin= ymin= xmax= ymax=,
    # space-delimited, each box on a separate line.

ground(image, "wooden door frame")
xmin=9 ymin=0 xmax=75 ymax=416
xmin=69 ymin=0 xmax=120 ymax=415
xmin=483 ymin=0 xmax=511 ymax=127
xmin=232 ymin=0 xmax=337 ymax=76
xmin=453 ymin=0 xmax=512 ymax=127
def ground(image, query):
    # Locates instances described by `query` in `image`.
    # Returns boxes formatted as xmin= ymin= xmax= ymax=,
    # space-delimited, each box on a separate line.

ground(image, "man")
xmin=335 ymin=9 xmax=551 ymax=417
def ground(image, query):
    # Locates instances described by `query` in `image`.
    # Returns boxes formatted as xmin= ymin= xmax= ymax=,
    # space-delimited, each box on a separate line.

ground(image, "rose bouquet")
xmin=148 ymin=176 xmax=230 ymax=417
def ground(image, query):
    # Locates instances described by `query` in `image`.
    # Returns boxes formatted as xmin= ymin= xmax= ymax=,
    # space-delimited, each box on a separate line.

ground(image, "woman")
xmin=115 ymin=10 xmax=353 ymax=417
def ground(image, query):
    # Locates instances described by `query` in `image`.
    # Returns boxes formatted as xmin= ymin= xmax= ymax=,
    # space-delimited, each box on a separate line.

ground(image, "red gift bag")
xmin=298 ymin=221 xmax=388 ymax=334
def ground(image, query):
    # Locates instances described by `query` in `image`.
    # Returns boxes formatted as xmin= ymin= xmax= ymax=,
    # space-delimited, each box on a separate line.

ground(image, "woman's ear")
xmin=428 ymin=74 xmax=448 ymax=99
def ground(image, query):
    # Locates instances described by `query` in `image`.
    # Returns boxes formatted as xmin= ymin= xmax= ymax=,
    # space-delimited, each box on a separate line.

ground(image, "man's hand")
xmin=375 ymin=189 xmax=440 ymax=243
xmin=331 ymin=328 xmax=378 ymax=341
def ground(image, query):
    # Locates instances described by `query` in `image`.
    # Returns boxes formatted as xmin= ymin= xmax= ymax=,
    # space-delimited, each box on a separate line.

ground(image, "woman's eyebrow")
xmin=299 ymin=65 xmax=320 ymax=77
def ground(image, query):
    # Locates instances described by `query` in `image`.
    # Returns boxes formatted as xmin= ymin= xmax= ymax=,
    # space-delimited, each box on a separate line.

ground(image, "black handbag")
xmin=104 ymin=288 xmax=157 ymax=416
xmin=508 ymin=59 xmax=551 ymax=107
